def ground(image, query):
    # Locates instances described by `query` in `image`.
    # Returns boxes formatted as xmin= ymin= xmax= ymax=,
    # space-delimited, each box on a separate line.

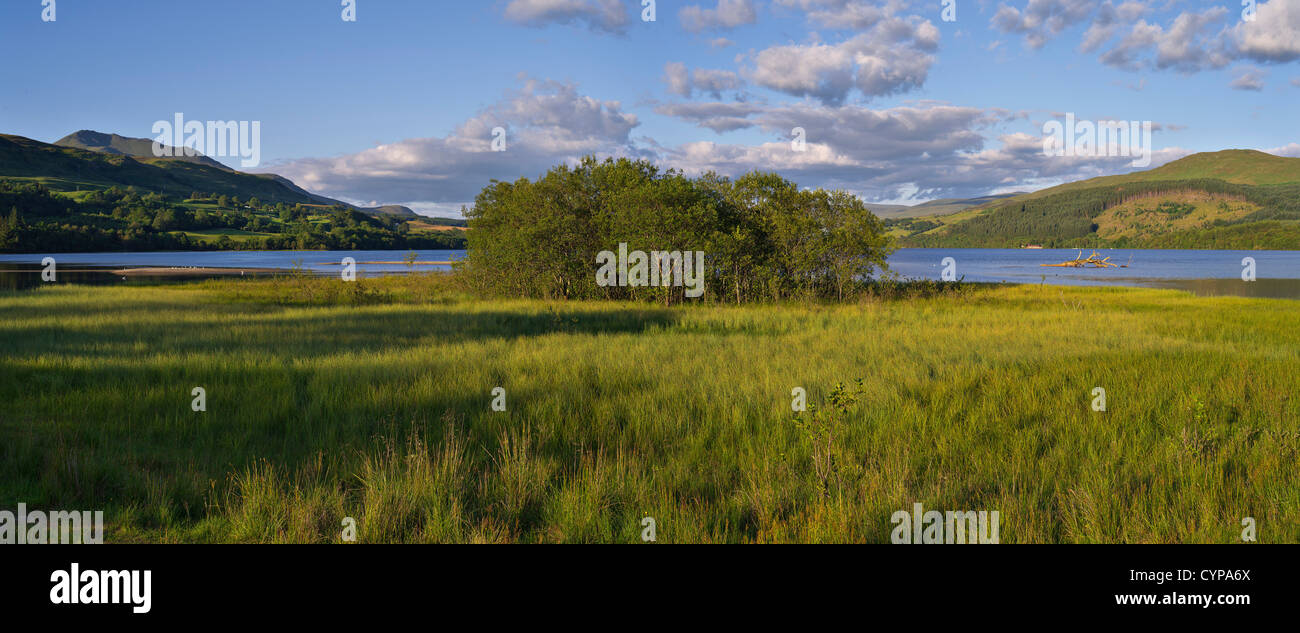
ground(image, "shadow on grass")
xmin=0 ymin=298 xmax=680 ymax=530
xmin=0 ymin=303 xmax=680 ymax=361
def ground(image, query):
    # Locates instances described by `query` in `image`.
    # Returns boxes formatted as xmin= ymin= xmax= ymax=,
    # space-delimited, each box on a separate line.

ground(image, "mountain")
xmin=0 ymin=134 xmax=467 ymax=253
xmin=55 ymin=130 xmax=231 ymax=171
xmin=366 ymin=204 xmax=420 ymax=219
xmin=867 ymin=194 xmax=1025 ymax=219
xmin=2 ymin=133 xmax=344 ymax=206
xmin=864 ymin=203 xmax=909 ymax=216
xmin=897 ymin=150 xmax=1300 ymax=250
xmin=6 ymin=131 xmax=405 ymax=218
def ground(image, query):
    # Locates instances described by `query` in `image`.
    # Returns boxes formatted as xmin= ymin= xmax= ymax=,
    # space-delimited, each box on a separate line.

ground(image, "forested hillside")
xmin=898 ymin=150 xmax=1300 ymax=249
xmin=0 ymin=180 xmax=464 ymax=253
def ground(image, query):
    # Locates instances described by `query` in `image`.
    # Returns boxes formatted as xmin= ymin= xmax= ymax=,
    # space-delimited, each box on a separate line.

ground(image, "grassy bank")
xmin=1 ymin=275 xmax=1297 ymax=543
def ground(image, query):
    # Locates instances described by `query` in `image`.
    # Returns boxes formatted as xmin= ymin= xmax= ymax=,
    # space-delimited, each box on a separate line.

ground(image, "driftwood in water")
xmin=1042 ymin=250 xmax=1125 ymax=268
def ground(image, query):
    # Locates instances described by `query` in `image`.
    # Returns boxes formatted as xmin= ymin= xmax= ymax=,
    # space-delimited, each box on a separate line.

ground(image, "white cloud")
xmin=1231 ymin=0 xmax=1300 ymax=63
xmin=773 ymin=0 xmax=893 ymax=29
xmin=745 ymin=16 xmax=940 ymax=104
xmin=1229 ymin=65 xmax=1267 ymax=90
xmin=502 ymin=0 xmax=629 ymax=33
xmin=1153 ymin=7 xmax=1230 ymax=71
xmin=267 ymin=79 xmax=1197 ymax=209
xmin=663 ymin=62 xmax=746 ymax=99
xmin=991 ymin=0 xmax=1098 ymax=50
xmin=1265 ymin=142 xmax=1300 ymax=157
xmin=1079 ymin=1 xmax=1148 ymax=53
xmin=679 ymin=0 xmax=758 ymax=33
xmin=1094 ymin=7 xmax=1231 ymax=71
xmin=654 ymin=101 xmax=765 ymax=133
xmin=263 ymin=78 xmax=641 ymax=205
xmin=655 ymin=99 xmax=1187 ymax=200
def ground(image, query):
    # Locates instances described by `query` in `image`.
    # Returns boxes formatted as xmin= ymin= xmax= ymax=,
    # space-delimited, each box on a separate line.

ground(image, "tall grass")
xmin=1 ymin=275 xmax=1297 ymax=542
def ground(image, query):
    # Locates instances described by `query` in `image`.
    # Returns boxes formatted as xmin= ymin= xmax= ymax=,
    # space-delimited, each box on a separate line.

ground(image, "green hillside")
xmin=55 ymin=130 xmax=231 ymax=171
xmin=0 ymin=134 xmax=465 ymax=253
xmin=5 ymin=131 xmax=424 ymax=217
xmin=901 ymin=150 xmax=1300 ymax=249
xmin=1 ymin=133 xmax=337 ymax=205
xmin=871 ymin=193 xmax=1025 ymax=220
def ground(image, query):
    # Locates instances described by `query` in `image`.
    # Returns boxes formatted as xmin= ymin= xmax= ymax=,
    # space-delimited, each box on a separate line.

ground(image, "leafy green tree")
xmin=464 ymin=156 xmax=893 ymax=303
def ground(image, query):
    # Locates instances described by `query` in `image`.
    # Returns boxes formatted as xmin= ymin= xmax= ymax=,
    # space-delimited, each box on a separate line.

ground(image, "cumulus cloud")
xmin=773 ymin=0 xmax=893 ymax=29
xmin=1230 ymin=0 xmax=1300 ymax=63
xmin=997 ymin=0 xmax=1300 ymax=77
xmin=263 ymin=78 xmax=641 ymax=206
xmin=991 ymin=0 xmax=1098 ymax=50
xmin=502 ymin=0 xmax=629 ymax=33
xmin=1097 ymin=19 xmax=1161 ymax=70
xmin=1079 ymin=1 xmax=1148 ymax=53
xmin=1153 ymin=7 xmax=1231 ymax=72
xmin=1082 ymin=2 xmax=1300 ymax=76
xmin=1229 ymin=66 xmax=1267 ymax=90
xmin=745 ymin=15 xmax=940 ymax=104
xmin=1266 ymin=142 xmax=1300 ymax=157
xmin=679 ymin=0 xmax=758 ymax=32
xmin=655 ymin=99 xmax=1185 ymax=201
xmin=1093 ymin=7 xmax=1231 ymax=71
xmin=266 ymin=75 xmax=1195 ymax=209
xmin=654 ymin=101 xmax=765 ymax=133
xmin=663 ymin=62 xmax=746 ymax=99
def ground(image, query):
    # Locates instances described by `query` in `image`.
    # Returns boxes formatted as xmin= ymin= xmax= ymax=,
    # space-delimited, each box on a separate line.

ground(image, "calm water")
xmin=0 ymin=250 xmax=466 ymax=290
xmin=890 ymin=249 xmax=1300 ymax=298
xmin=1 ymin=248 xmax=1298 ymax=298
xmin=890 ymin=248 xmax=1300 ymax=282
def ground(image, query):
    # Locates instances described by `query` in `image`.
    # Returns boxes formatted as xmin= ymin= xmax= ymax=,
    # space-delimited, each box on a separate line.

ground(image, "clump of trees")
xmin=463 ymin=157 xmax=893 ymax=303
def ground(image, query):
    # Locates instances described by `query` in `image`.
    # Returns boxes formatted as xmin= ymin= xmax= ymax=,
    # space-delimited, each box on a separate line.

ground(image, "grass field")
xmin=1 ymin=275 xmax=1297 ymax=543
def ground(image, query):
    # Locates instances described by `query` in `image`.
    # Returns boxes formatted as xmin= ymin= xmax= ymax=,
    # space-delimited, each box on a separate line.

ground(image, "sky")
xmin=2 ymin=0 xmax=1299 ymax=216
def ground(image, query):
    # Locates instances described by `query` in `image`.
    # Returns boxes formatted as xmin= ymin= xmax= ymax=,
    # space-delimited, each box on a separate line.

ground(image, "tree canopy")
xmin=463 ymin=157 xmax=893 ymax=303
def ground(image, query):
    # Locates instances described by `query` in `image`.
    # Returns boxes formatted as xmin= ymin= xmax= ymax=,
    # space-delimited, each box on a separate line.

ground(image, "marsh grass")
xmin=1 ymin=275 xmax=1297 ymax=542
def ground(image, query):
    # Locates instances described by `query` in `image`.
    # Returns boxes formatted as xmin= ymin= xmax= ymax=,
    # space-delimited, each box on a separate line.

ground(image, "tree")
xmin=0 ymin=207 xmax=21 ymax=250
xmin=463 ymin=156 xmax=893 ymax=303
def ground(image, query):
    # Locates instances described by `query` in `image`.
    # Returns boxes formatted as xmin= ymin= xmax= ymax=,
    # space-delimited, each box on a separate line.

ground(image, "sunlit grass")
xmin=1 ymin=276 xmax=1297 ymax=543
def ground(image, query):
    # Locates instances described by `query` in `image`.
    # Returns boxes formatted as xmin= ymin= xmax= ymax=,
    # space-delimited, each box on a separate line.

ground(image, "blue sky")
xmin=2 ymin=0 xmax=1298 ymax=214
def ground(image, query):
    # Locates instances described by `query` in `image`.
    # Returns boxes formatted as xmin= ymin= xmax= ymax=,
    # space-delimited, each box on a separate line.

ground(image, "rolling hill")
xmin=897 ymin=150 xmax=1300 ymax=250
xmin=0 ymin=132 xmax=462 ymax=253
xmin=3 ymin=132 xmax=418 ymax=218
xmin=1 ymin=133 xmax=337 ymax=205
xmin=55 ymin=130 xmax=232 ymax=171
xmin=867 ymin=193 xmax=1025 ymax=219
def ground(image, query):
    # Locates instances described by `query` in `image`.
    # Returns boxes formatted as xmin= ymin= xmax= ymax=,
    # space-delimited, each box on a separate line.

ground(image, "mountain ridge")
xmin=4 ymin=131 xmax=419 ymax=219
